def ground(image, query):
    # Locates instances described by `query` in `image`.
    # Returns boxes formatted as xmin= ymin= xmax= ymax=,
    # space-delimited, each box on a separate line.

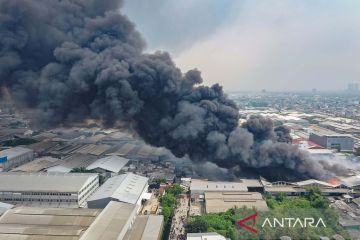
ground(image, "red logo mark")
xmin=236 ymin=213 xmax=258 ymax=234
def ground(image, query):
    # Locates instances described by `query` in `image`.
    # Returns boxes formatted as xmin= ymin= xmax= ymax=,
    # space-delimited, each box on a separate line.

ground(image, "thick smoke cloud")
xmin=0 ymin=0 xmax=342 ymax=180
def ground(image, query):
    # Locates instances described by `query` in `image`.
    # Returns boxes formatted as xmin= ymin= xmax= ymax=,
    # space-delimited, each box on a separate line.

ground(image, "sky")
xmin=123 ymin=0 xmax=360 ymax=92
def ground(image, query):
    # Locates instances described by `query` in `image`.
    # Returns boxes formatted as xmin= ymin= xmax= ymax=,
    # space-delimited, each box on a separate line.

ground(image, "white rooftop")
xmin=310 ymin=126 xmax=353 ymax=138
xmin=0 ymin=202 xmax=13 ymax=215
xmin=307 ymin=149 xmax=335 ymax=155
xmin=86 ymin=156 xmax=129 ymax=173
xmin=187 ymin=232 xmax=226 ymax=240
xmin=190 ymin=179 xmax=248 ymax=192
xmin=0 ymin=172 xmax=98 ymax=193
xmin=80 ymin=201 xmax=138 ymax=240
xmin=11 ymin=157 xmax=60 ymax=172
xmin=87 ymin=173 xmax=148 ymax=205
xmin=340 ymin=175 xmax=360 ymax=187
xmin=295 ymin=179 xmax=333 ymax=188
xmin=0 ymin=147 xmax=33 ymax=159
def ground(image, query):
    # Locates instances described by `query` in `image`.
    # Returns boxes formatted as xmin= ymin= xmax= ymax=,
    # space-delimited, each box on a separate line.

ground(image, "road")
xmin=168 ymin=194 xmax=189 ymax=240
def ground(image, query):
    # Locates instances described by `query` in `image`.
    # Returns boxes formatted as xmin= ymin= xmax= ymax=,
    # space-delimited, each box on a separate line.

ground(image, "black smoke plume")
xmin=0 ymin=0 xmax=343 ymax=180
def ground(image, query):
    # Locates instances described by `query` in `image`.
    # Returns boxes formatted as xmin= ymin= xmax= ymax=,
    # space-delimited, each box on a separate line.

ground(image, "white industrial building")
xmin=81 ymin=201 xmax=138 ymax=240
xmin=0 ymin=172 xmax=99 ymax=207
xmin=0 ymin=147 xmax=34 ymax=171
xmin=86 ymin=155 xmax=129 ymax=177
xmin=204 ymin=192 xmax=268 ymax=213
xmin=309 ymin=126 xmax=354 ymax=151
xmin=187 ymin=232 xmax=227 ymax=240
xmin=190 ymin=179 xmax=248 ymax=201
xmin=0 ymin=206 xmax=101 ymax=239
xmin=81 ymin=201 xmax=164 ymax=240
xmin=87 ymin=173 xmax=149 ymax=209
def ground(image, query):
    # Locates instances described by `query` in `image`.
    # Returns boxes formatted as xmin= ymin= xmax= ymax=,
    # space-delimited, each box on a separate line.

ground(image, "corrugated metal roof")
xmin=295 ymin=179 xmax=333 ymax=188
xmin=86 ymin=156 xmax=129 ymax=173
xmin=75 ymin=144 xmax=111 ymax=156
xmin=0 ymin=172 xmax=98 ymax=192
xmin=0 ymin=147 xmax=33 ymax=160
xmin=11 ymin=157 xmax=61 ymax=172
xmin=0 ymin=206 xmax=100 ymax=240
xmin=190 ymin=179 xmax=248 ymax=192
xmin=80 ymin=201 xmax=138 ymax=240
xmin=108 ymin=143 xmax=136 ymax=156
xmin=123 ymin=215 xmax=163 ymax=240
xmin=87 ymin=173 xmax=148 ymax=205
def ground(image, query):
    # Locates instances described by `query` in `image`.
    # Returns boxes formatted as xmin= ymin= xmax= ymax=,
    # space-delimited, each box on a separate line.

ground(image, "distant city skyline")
xmin=123 ymin=0 xmax=360 ymax=92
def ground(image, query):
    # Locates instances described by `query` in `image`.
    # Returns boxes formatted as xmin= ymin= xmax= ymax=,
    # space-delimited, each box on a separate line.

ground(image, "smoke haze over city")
xmin=123 ymin=0 xmax=360 ymax=92
xmin=0 ymin=0 xmax=352 ymax=181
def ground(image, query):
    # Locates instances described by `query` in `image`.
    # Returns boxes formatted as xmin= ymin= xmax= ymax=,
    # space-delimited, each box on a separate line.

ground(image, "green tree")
xmin=275 ymin=192 xmax=286 ymax=202
xmin=186 ymin=218 xmax=208 ymax=233
xmin=2 ymin=138 xmax=38 ymax=147
xmin=154 ymin=178 xmax=167 ymax=184
xmin=166 ymin=184 xmax=183 ymax=196
xmin=266 ymin=198 xmax=277 ymax=209
xmin=160 ymin=194 xmax=176 ymax=207
xmin=307 ymin=187 xmax=329 ymax=208
xmin=162 ymin=206 xmax=173 ymax=223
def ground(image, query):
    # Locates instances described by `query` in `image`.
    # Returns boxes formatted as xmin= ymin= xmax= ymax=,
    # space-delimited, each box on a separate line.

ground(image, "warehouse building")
xmin=309 ymin=126 xmax=354 ymax=151
xmin=81 ymin=201 xmax=164 ymax=240
xmin=204 ymin=192 xmax=268 ymax=213
xmin=123 ymin=215 xmax=164 ymax=240
xmin=0 ymin=202 xmax=13 ymax=216
xmin=0 ymin=172 xmax=99 ymax=207
xmin=87 ymin=173 xmax=148 ymax=209
xmin=0 ymin=147 xmax=34 ymax=171
xmin=81 ymin=201 xmax=138 ymax=240
xmin=187 ymin=232 xmax=227 ymax=240
xmin=0 ymin=206 xmax=101 ymax=240
xmin=46 ymin=153 xmax=98 ymax=173
xmin=190 ymin=179 xmax=247 ymax=202
xmin=339 ymin=175 xmax=360 ymax=192
xmin=263 ymin=180 xmax=349 ymax=197
xmin=10 ymin=156 xmax=61 ymax=172
xmin=0 ymin=201 xmax=163 ymax=240
xmin=86 ymin=155 xmax=129 ymax=177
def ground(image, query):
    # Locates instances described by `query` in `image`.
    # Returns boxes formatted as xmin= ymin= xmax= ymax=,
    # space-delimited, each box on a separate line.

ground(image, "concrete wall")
xmin=326 ymin=136 xmax=354 ymax=151
xmin=0 ymin=191 xmax=79 ymax=204
xmin=310 ymin=133 xmax=354 ymax=151
xmin=309 ymin=133 xmax=327 ymax=148
xmin=78 ymin=176 xmax=99 ymax=206
xmin=2 ymin=150 xmax=34 ymax=171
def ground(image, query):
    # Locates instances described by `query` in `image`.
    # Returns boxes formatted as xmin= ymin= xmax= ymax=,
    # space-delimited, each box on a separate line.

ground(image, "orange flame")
xmin=327 ymin=177 xmax=339 ymax=186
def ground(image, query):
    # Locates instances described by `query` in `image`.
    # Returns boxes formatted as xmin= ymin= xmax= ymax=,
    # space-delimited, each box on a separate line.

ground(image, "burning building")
xmin=0 ymin=0 xmax=347 ymax=181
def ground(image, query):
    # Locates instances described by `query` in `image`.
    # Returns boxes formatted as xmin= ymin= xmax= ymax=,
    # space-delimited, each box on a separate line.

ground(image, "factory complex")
xmin=1 ymin=103 xmax=360 ymax=239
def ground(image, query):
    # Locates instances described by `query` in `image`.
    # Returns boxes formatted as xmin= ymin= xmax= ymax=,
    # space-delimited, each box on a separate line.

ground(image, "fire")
xmin=327 ymin=177 xmax=339 ymax=186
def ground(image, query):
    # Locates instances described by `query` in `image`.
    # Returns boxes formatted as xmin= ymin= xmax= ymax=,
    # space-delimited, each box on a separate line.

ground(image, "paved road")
xmin=169 ymin=194 xmax=189 ymax=240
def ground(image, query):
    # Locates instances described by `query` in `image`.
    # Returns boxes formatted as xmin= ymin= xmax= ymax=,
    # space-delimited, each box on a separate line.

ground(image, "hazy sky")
xmin=123 ymin=0 xmax=360 ymax=91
